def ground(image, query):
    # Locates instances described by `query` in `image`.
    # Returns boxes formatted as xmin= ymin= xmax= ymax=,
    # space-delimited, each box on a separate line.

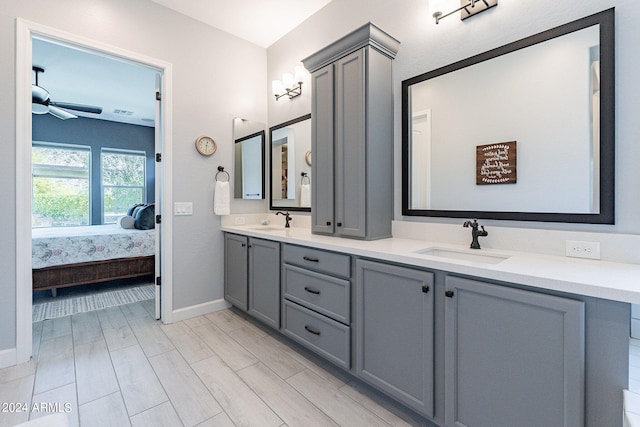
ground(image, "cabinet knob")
xmin=241 ymin=243 xmax=246 ymax=247
xmin=337 ymin=222 xmax=342 ymax=227
xmin=326 ymin=221 xmax=332 ymax=226
xmin=422 ymin=285 xmax=430 ymax=294
xmin=445 ymin=290 xmax=455 ymax=298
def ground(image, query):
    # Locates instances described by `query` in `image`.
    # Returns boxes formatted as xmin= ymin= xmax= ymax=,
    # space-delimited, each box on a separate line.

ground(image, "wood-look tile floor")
xmin=0 ymin=301 xmax=429 ymax=427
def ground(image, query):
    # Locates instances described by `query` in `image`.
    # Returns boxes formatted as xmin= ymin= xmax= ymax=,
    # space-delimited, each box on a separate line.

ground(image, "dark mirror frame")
xmin=234 ymin=130 xmax=266 ymax=200
xmin=269 ymin=114 xmax=312 ymax=212
xmin=402 ymin=8 xmax=614 ymax=224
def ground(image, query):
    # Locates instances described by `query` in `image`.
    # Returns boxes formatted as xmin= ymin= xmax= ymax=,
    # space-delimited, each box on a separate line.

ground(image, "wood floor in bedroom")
xmin=0 ymin=302 xmax=429 ymax=427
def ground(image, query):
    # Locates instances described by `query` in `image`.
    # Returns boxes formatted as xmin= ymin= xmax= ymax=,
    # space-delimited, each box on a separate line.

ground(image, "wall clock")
xmin=195 ymin=135 xmax=217 ymax=156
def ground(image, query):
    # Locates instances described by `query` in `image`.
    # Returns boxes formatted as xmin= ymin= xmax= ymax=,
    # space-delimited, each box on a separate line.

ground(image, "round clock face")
xmin=195 ymin=136 xmax=217 ymax=156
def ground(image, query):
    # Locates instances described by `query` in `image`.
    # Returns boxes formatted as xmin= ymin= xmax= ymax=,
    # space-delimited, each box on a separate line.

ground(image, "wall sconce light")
xmin=272 ymin=65 xmax=306 ymax=101
xmin=431 ymin=0 xmax=498 ymax=24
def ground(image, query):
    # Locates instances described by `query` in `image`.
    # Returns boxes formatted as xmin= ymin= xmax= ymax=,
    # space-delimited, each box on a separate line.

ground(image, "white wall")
xmin=0 ymin=0 xmax=267 ymax=352
xmin=267 ymin=0 xmax=640 ymax=234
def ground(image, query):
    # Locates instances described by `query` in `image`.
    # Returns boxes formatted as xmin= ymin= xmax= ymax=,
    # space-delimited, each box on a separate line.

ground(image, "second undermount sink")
xmin=414 ymin=247 xmax=510 ymax=264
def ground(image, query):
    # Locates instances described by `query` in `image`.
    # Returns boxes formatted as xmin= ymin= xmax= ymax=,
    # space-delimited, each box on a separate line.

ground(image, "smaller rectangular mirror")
xmin=233 ymin=118 xmax=265 ymax=199
xmin=269 ymin=114 xmax=312 ymax=211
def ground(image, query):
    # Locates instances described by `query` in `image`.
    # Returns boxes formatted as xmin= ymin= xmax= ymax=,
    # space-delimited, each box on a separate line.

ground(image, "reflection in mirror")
xmin=269 ymin=114 xmax=312 ymax=211
xmin=402 ymin=9 xmax=614 ymax=224
xmin=233 ymin=118 xmax=265 ymax=199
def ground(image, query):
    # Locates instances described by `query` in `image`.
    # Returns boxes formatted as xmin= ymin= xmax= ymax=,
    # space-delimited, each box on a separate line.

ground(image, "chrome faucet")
xmin=276 ymin=211 xmax=292 ymax=228
xmin=463 ymin=219 xmax=488 ymax=249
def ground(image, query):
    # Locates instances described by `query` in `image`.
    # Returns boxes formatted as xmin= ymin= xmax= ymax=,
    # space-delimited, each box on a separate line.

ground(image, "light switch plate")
xmin=174 ymin=202 xmax=193 ymax=216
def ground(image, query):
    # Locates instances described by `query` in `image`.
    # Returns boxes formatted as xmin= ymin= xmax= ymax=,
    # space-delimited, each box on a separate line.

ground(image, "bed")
xmin=32 ymin=224 xmax=155 ymax=292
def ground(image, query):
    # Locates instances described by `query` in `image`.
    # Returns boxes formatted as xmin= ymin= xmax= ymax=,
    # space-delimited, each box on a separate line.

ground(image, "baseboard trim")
xmin=0 ymin=347 xmax=17 ymax=369
xmin=170 ymin=298 xmax=231 ymax=323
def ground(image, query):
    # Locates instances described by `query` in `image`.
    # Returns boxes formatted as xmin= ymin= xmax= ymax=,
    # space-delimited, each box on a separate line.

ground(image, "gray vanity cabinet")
xmin=224 ymin=233 xmax=248 ymax=310
xmin=282 ymin=244 xmax=352 ymax=369
xmin=248 ymin=238 xmax=281 ymax=329
xmin=355 ymin=259 xmax=435 ymax=418
xmin=303 ymin=23 xmax=399 ymax=240
xmin=223 ymin=233 xmax=280 ymax=329
xmin=444 ymin=276 xmax=585 ymax=427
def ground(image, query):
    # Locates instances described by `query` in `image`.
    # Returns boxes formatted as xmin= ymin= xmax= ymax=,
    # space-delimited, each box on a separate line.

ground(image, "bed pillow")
xmin=118 ymin=215 xmax=136 ymax=229
xmin=126 ymin=203 xmax=144 ymax=217
xmin=133 ymin=203 xmax=155 ymax=230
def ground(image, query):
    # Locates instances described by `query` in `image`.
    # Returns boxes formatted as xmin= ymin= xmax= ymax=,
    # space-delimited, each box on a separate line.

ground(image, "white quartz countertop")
xmin=221 ymin=225 xmax=640 ymax=304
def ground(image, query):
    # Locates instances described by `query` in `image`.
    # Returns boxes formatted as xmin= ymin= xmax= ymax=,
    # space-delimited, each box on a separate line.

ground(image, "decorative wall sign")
xmin=476 ymin=141 xmax=517 ymax=185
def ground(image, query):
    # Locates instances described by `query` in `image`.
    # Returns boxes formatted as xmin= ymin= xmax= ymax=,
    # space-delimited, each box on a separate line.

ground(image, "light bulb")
xmin=272 ymin=79 xmax=284 ymax=96
xmin=294 ymin=65 xmax=306 ymax=83
xmin=282 ymin=73 xmax=294 ymax=89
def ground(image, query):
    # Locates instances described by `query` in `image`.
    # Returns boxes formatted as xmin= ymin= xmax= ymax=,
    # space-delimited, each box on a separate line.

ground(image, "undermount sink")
xmin=414 ymin=247 xmax=510 ymax=264
xmin=248 ymin=226 xmax=284 ymax=232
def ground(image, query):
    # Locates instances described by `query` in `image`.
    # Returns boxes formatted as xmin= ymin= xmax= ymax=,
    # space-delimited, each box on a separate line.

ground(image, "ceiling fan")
xmin=32 ymin=66 xmax=103 ymax=120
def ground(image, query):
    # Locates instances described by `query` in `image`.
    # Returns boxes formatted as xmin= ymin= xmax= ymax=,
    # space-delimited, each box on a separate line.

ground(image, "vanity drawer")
xmin=282 ymin=244 xmax=350 ymax=279
xmin=283 ymin=300 xmax=350 ymax=369
xmin=283 ymin=265 xmax=350 ymax=324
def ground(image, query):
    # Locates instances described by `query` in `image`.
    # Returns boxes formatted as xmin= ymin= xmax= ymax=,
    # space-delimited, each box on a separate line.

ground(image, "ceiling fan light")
xmin=32 ymin=103 xmax=49 ymax=114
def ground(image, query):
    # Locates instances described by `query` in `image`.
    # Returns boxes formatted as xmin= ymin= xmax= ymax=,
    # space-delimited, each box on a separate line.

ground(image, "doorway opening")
xmin=31 ymin=38 xmax=159 ymax=320
xmin=16 ymin=19 xmax=174 ymax=364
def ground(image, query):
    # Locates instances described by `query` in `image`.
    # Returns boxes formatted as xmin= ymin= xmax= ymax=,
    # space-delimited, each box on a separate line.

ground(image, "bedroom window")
xmin=101 ymin=149 xmax=146 ymax=223
xmin=32 ymin=143 xmax=91 ymax=227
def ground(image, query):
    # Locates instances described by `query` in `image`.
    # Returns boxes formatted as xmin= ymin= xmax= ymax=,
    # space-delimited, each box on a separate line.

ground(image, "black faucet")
xmin=276 ymin=211 xmax=292 ymax=228
xmin=463 ymin=219 xmax=488 ymax=249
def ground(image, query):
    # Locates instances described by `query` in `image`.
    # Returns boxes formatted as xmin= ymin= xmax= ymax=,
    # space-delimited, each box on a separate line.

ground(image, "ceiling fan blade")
xmin=50 ymin=101 xmax=102 ymax=115
xmin=48 ymin=105 xmax=78 ymax=120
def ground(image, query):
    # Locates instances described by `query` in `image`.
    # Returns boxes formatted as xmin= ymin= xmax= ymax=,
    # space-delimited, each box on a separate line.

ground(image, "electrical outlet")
xmin=234 ymin=216 xmax=246 ymax=225
xmin=565 ymin=240 xmax=601 ymax=260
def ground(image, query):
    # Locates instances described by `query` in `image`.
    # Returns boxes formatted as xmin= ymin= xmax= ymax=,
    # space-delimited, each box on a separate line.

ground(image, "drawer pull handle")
xmin=303 ymin=256 xmax=319 ymax=262
xmin=304 ymin=286 xmax=321 ymax=295
xmin=305 ymin=325 xmax=321 ymax=336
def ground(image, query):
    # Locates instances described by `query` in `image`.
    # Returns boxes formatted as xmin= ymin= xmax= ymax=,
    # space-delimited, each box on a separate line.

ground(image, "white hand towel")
xmin=214 ymin=181 xmax=230 ymax=215
xmin=300 ymin=183 xmax=311 ymax=207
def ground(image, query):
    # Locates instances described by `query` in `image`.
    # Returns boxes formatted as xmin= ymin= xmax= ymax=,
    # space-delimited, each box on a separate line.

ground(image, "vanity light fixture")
xmin=272 ymin=65 xmax=306 ymax=101
xmin=431 ymin=0 xmax=497 ymax=24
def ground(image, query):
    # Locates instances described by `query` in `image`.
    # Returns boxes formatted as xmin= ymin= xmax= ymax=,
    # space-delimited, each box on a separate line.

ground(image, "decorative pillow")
xmin=118 ymin=215 xmax=136 ymax=229
xmin=133 ymin=203 xmax=155 ymax=230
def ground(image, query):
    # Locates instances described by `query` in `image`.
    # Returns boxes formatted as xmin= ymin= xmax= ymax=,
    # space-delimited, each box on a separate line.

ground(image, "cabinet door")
xmin=311 ymin=63 xmax=335 ymax=235
xmin=445 ymin=276 xmax=584 ymax=427
xmin=224 ymin=233 xmax=248 ymax=310
xmin=248 ymin=238 xmax=280 ymax=329
xmin=355 ymin=259 xmax=434 ymax=418
xmin=335 ymin=48 xmax=366 ymax=238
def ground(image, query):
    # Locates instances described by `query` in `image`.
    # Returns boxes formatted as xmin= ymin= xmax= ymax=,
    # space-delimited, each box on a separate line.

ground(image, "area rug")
xmin=32 ymin=284 xmax=155 ymax=322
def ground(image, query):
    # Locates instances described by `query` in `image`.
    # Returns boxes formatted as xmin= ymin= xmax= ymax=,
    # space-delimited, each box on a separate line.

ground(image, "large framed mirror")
xmin=233 ymin=118 xmax=265 ymax=199
xmin=402 ymin=9 xmax=614 ymax=224
xmin=269 ymin=114 xmax=312 ymax=212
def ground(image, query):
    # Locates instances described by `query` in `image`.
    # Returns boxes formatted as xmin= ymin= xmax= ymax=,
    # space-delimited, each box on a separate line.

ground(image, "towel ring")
xmin=216 ymin=166 xmax=230 ymax=182
xmin=301 ymin=172 xmax=310 ymax=185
